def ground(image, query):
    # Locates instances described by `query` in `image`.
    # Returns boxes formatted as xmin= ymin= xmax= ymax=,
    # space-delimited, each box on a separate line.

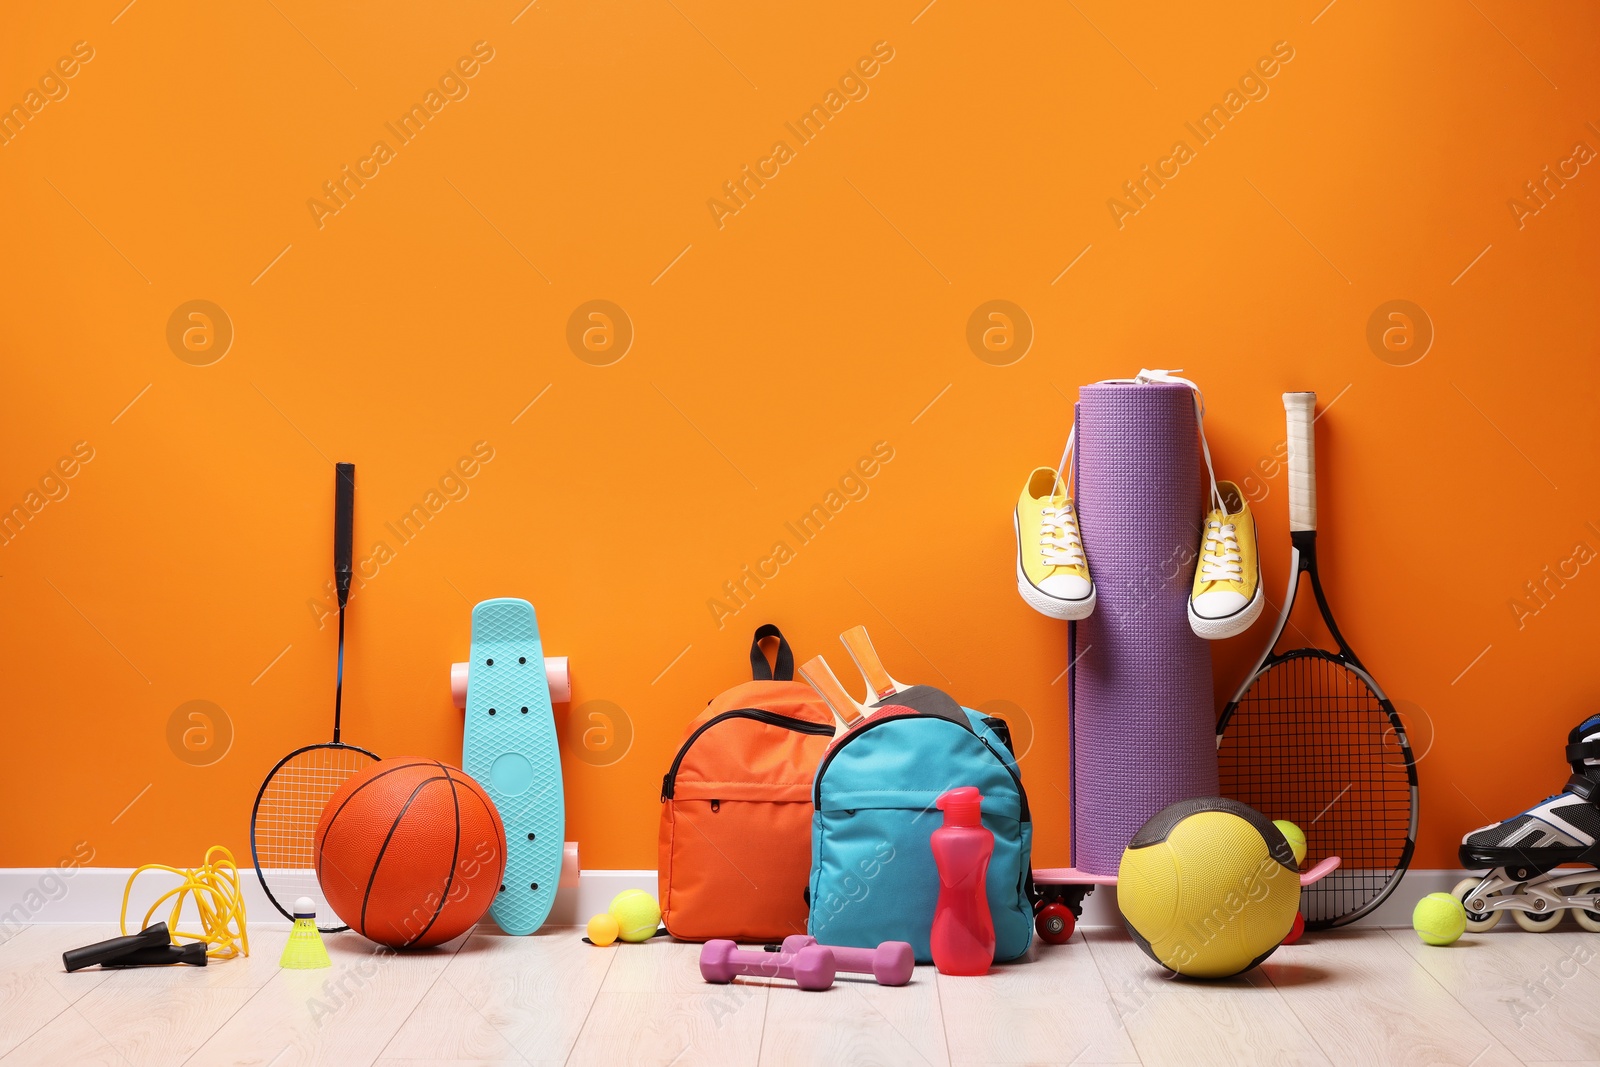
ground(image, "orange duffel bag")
xmin=658 ymin=624 xmax=836 ymax=941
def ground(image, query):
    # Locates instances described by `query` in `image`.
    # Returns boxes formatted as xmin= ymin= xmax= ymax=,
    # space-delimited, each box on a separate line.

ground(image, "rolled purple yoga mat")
xmin=1069 ymin=380 xmax=1217 ymax=875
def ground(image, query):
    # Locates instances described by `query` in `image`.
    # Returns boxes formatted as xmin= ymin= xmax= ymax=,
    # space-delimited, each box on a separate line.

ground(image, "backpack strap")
xmin=750 ymin=624 xmax=795 ymax=681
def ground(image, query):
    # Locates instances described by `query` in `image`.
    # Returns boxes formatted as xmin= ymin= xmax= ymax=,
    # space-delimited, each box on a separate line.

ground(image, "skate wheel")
xmin=1513 ymin=901 xmax=1566 ymax=932
xmin=1574 ymin=881 xmax=1600 ymax=933
xmin=1453 ymin=877 xmax=1501 ymax=932
xmin=1035 ymin=902 xmax=1076 ymax=945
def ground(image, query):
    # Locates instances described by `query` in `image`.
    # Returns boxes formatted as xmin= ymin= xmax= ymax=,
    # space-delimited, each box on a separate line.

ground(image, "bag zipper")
xmin=660 ymin=708 xmax=833 ymax=800
xmin=812 ymin=711 xmax=1031 ymax=822
xmin=980 ymin=734 xmax=1031 ymax=823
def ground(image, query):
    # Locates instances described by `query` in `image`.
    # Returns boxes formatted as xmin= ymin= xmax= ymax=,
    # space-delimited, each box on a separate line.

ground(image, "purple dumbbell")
xmin=699 ymin=939 xmax=836 ymax=991
xmin=780 ymin=935 xmax=915 ymax=986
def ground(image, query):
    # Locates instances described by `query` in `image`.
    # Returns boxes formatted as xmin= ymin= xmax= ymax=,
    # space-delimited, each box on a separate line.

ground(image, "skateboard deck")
xmin=464 ymin=597 xmax=564 ymax=935
xmin=1033 ymin=855 xmax=1340 ymax=889
xmin=1028 ymin=857 xmax=1340 ymax=943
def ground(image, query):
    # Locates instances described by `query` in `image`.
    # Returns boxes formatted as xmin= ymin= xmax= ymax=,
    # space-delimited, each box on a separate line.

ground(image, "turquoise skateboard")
xmin=463 ymin=598 xmax=565 ymax=935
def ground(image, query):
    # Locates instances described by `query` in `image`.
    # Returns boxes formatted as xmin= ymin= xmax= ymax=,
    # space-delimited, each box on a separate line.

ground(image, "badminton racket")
xmin=250 ymin=462 xmax=379 ymax=930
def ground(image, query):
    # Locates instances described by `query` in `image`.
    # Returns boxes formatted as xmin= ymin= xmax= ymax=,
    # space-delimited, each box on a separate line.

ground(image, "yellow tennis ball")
xmin=586 ymin=913 xmax=620 ymax=947
xmin=1273 ymin=820 xmax=1307 ymax=865
xmin=1412 ymin=892 xmax=1467 ymax=946
xmin=609 ymin=889 xmax=661 ymax=943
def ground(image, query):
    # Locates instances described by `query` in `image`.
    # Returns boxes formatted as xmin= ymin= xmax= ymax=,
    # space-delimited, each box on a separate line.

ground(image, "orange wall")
xmin=2 ymin=2 xmax=1596 ymax=874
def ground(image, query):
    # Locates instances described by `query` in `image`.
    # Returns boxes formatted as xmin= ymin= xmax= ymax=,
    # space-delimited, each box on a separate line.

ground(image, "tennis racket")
xmin=250 ymin=462 xmax=379 ymax=930
xmin=1216 ymin=392 xmax=1417 ymax=929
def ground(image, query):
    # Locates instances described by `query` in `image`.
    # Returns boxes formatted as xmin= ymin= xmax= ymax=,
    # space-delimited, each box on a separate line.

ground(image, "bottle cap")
xmin=293 ymin=897 xmax=317 ymax=919
xmin=936 ymin=786 xmax=983 ymax=826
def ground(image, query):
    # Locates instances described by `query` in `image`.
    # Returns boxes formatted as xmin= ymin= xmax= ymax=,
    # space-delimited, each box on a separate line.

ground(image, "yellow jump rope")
xmin=119 ymin=845 xmax=250 ymax=960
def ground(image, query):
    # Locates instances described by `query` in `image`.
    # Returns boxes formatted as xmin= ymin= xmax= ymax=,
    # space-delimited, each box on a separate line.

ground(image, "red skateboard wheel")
xmin=1035 ymin=902 xmax=1076 ymax=945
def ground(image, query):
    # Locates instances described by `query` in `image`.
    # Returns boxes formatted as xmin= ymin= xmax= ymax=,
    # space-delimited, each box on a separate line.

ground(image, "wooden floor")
xmin=4 ymin=922 xmax=1599 ymax=1066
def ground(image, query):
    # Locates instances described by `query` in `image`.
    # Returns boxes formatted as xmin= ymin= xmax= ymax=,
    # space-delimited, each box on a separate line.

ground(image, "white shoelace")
xmin=1040 ymin=505 xmax=1085 ymax=568
xmin=1041 ymin=427 xmax=1085 ymax=571
xmin=1050 ymin=369 xmax=1225 ymax=578
xmin=1198 ymin=520 xmax=1242 ymax=582
xmin=1114 ymin=369 xmax=1228 ymax=516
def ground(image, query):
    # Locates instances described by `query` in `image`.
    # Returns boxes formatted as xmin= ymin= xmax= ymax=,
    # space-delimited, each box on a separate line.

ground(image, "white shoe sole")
xmin=1187 ymin=580 xmax=1265 ymax=640
xmin=1014 ymin=514 xmax=1095 ymax=621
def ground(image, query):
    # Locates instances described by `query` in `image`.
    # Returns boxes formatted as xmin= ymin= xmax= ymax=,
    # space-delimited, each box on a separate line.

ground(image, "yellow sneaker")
xmin=1188 ymin=480 xmax=1263 ymax=639
xmin=1015 ymin=466 xmax=1095 ymax=620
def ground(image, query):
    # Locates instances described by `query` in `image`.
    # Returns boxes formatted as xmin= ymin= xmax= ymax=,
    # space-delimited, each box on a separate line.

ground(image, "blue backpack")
xmin=807 ymin=685 xmax=1033 ymax=963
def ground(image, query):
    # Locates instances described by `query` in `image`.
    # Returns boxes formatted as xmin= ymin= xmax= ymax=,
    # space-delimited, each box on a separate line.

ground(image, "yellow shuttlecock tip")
xmin=279 ymin=897 xmax=331 ymax=970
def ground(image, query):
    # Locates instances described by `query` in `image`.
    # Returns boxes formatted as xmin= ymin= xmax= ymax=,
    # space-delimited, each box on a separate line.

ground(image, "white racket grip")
xmin=1284 ymin=392 xmax=1317 ymax=532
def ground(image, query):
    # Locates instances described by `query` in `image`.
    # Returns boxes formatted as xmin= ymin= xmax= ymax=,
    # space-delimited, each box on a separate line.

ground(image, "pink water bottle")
xmin=930 ymin=786 xmax=995 ymax=976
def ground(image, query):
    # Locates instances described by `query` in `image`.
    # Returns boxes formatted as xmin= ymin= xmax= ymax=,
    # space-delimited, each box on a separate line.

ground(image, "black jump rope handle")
xmin=62 ymin=922 xmax=172 ymax=972
xmin=102 ymin=943 xmax=208 ymax=968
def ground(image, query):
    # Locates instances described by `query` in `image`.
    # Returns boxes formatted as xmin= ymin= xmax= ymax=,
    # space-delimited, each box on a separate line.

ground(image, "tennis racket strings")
xmin=1219 ymin=654 xmax=1414 ymax=925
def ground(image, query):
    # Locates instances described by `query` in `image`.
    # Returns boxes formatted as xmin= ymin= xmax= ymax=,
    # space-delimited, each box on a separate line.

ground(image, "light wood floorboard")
xmin=184 ymin=926 xmax=467 ymax=1066
xmin=761 ymin=963 xmax=948 ymax=1067
xmin=1257 ymin=928 xmax=1522 ymax=1067
xmin=1384 ymin=926 xmax=1600 ymax=1063
xmin=567 ymin=991 xmax=768 ymax=1067
xmin=0 ymin=926 xmax=111 ymax=1059
xmin=382 ymin=928 xmax=615 ymax=1066
xmin=937 ymin=929 xmax=1137 ymax=1065
xmin=1084 ymin=927 xmax=1330 ymax=1067
xmin=5 ymin=923 xmax=1600 ymax=1065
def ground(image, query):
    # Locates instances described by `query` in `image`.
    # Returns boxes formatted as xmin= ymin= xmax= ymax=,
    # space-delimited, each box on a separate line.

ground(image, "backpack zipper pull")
xmin=711 ymin=799 xmax=721 ymax=813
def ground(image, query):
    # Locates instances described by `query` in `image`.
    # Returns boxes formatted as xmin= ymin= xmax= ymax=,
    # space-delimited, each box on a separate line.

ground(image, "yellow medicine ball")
xmin=1118 ymin=798 xmax=1301 ymax=979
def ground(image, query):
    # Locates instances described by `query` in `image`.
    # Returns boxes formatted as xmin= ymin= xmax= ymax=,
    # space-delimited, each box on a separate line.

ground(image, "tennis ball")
xmin=610 ymin=889 xmax=661 ymax=943
xmin=1412 ymin=892 xmax=1467 ymax=946
xmin=1273 ymin=820 xmax=1307 ymax=865
xmin=586 ymin=913 xmax=620 ymax=947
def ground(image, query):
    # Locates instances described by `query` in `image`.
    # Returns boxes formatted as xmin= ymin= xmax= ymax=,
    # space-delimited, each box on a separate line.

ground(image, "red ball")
xmin=1282 ymin=911 xmax=1306 ymax=945
xmin=316 ymin=758 xmax=506 ymax=948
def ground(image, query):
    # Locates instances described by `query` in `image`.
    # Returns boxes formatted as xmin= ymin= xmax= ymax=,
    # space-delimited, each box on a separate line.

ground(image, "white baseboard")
xmin=2 ymin=867 xmax=1465 ymax=933
xmin=0 ymin=867 xmax=656 ymax=932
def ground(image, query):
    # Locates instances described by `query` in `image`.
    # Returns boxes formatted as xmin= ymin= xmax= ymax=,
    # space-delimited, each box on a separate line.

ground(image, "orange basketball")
xmin=316 ymin=758 xmax=506 ymax=948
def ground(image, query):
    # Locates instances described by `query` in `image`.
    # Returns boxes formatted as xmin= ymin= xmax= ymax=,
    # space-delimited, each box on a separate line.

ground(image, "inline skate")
xmin=1455 ymin=714 xmax=1600 ymax=932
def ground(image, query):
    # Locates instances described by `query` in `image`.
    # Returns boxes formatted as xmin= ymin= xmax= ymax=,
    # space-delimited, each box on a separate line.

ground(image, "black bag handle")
xmin=749 ymin=624 xmax=795 ymax=681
